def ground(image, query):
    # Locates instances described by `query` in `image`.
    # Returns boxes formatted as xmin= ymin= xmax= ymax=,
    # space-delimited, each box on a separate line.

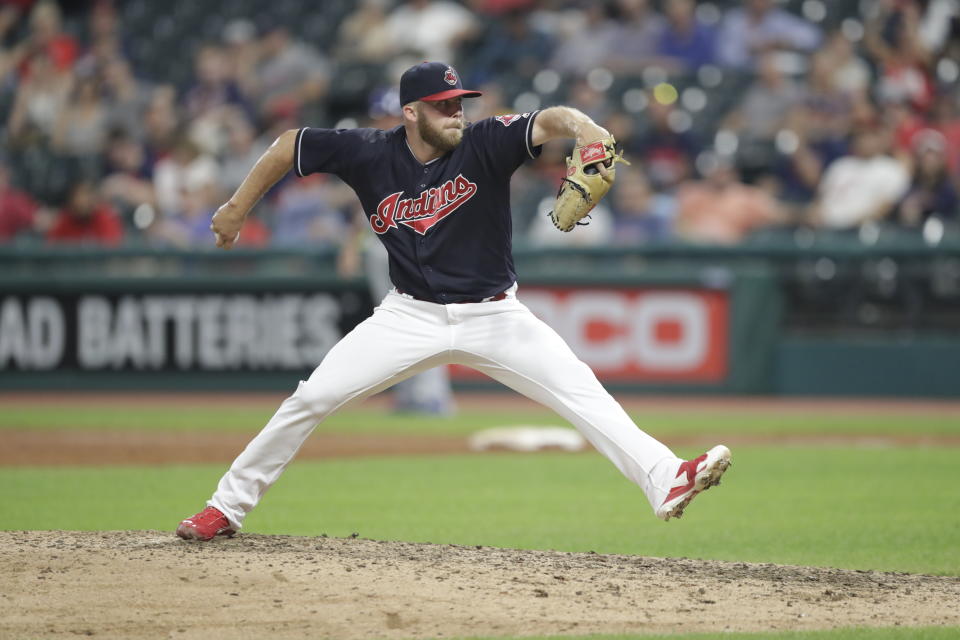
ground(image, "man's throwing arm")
xmin=210 ymin=129 xmax=299 ymax=249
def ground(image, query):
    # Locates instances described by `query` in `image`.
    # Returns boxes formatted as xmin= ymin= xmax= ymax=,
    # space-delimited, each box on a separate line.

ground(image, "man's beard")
xmin=417 ymin=110 xmax=464 ymax=151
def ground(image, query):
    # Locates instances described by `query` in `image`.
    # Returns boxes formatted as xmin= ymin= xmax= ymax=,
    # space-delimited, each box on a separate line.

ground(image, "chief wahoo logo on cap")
xmin=444 ymin=68 xmax=457 ymax=85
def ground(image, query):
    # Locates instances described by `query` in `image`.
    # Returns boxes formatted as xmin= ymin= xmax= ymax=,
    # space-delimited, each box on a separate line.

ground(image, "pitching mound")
xmin=2 ymin=531 xmax=958 ymax=639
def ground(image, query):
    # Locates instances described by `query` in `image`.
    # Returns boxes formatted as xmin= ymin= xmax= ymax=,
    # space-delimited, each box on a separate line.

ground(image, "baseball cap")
xmin=399 ymin=62 xmax=482 ymax=106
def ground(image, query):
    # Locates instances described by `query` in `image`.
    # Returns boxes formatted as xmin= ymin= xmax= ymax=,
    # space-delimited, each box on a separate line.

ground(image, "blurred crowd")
xmin=0 ymin=0 xmax=959 ymax=249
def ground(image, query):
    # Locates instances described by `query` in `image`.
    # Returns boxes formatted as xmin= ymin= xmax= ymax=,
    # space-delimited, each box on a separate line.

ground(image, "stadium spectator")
xmin=464 ymin=81 xmax=510 ymax=121
xmin=896 ymin=129 xmax=959 ymax=227
xmin=916 ymin=0 xmax=960 ymax=53
xmin=152 ymin=134 xmax=220 ymax=220
xmin=183 ymin=45 xmax=254 ymax=124
xmin=46 ymin=180 xmax=123 ymax=246
xmin=887 ymin=98 xmax=930 ymax=158
xmin=51 ymin=75 xmax=109 ymax=157
xmin=764 ymin=51 xmax=858 ymax=201
xmin=927 ymin=93 xmax=960 ymax=177
xmin=820 ymin=30 xmax=872 ymax=101
xmin=0 ymin=5 xmax=24 ymax=51
xmin=723 ymin=52 xmax=806 ymax=145
xmin=252 ymin=23 xmax=330 ymax=121
xmin=269 ymin=174 xmax=352 ymax=248
xmin=675 ymin=157 xmax=786 ymax=244
xmin=604 ymin=0 xmax=665 ymax=73
xmin=469 ymin=0 xmax=537 ymax=15
xmin=802 ymin=51 xmax=856 ymax=142
xmin=655 ymin=0 xmax=718 ymax=73
xmin=141 ymin=86 xmax=180 ymax=165
xmin=6 ymin=50 xmax=70 ymax=144
xmin=99 ymin=56 xmax=153 ymax=142
xmin=609 ymin=166 xmax=677 ymax=245
xmin=384 ymin=0 xmax=478 ymax=64
xmin=217 ymin=109 xmax=270 ymax=196
xmin=335 ymin=0 xmax=395 ymax=65
xmin=185 ymin=47 xmax=258 ymax=157
xmin=809 ymin=127 xmax=911 ymax=229
xmin=603 ymin=110 xmax=639 ymax=155
xmin=549 ymin=2 xmax=619 ymax=75
xmin=716 ymin=0 xmax=822 ymax=70
xmin=74 ymin=0 xmax=127 ymax=81
xmin=864 ymin=0 xmax=935 ymax=114
xmin=764 ymin=105 xmax=840 ymax=211
xmin=220 ymin=19 xmax=260 ymax=102
xmin=509 ymin=164 xmax=554 ymax=235
xmin=99 ymin=128 xmax=155 ymax=220
xmin=150 ymin=166 xmax=269 ymax=248
xmin=468 ymin=8 xmax=554 ymax=85
xmin=565 ymin=77 xmax=613 ymax=131
xmin=0 ymin=159 xmax=42 ymax=241
xmin=84 ymin=0 xmax=124 ymax=47
xmin=630 ymin=95 xmax=699 ymax=191
xmin=9 ymin=1 xmax=78 ymax=79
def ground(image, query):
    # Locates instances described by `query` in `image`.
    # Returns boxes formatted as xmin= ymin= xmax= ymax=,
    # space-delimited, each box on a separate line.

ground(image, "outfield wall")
xmin=1 ymin=232 xmax=958 ymax=397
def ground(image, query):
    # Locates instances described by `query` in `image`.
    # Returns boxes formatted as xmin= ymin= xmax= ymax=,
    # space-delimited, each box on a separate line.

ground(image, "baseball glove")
xmin=549 ymin=136 xmax=630 ymax=232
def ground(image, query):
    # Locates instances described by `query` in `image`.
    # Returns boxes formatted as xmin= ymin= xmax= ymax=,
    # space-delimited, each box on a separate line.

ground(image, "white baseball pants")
xmin=364 ymin=235 xmax=455 ymax=414
xmin=208 ymin=285 xmax=682 ymax=529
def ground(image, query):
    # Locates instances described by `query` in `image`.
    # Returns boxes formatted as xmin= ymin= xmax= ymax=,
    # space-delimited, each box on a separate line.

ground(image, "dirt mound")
xmin=2 ymin=531 xmax=958 ymax=639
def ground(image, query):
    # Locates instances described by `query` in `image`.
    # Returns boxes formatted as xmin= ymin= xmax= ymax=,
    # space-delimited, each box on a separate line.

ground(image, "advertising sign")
xmin=453 ymin=287 xmax=729 ymax=383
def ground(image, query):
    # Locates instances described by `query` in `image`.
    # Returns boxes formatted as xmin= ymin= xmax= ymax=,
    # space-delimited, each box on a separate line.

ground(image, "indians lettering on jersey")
xmin=370 ymin=174 xmax=478 ymax=235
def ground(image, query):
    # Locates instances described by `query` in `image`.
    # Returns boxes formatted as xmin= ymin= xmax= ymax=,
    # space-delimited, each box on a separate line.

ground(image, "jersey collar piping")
xmin=404 ymin=140 xmax=441 ymax=166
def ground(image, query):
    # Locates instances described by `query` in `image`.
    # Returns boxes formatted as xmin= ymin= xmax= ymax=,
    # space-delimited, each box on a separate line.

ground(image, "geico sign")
xmin=518 ymin=288 xmax=728 ymax=381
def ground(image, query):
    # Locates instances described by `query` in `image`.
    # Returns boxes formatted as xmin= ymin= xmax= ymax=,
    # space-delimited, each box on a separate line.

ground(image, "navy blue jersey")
xmin=295 ymin=112 xmax=542 ymax=303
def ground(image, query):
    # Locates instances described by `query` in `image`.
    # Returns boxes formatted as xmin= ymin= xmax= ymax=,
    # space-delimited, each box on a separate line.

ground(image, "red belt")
xmin=397 ymin=289 xmax=508 ymax=303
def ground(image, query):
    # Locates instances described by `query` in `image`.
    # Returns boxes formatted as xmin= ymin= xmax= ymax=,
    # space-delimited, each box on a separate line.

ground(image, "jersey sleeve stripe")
xmin=525 ymin=110 xmax=541 ymax=160
xmin=294 ymin=127 xmax=307 ymax=177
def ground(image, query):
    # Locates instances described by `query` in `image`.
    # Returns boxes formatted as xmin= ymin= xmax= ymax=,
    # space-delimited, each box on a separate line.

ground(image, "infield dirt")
xmin=2 ymin=530 xmax=959 ymax=639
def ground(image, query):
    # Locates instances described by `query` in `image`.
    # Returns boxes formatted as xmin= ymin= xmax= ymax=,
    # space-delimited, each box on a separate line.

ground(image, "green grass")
xmin=2 ymin=404 xmax=960 ymax=437
xmin=3 ymin=447 xmax=958 ymax=575
xmin=462 ymin=629 xmax=960 ymax=640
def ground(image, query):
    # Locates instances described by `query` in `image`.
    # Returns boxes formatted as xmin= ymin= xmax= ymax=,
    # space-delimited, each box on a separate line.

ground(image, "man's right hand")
xmin=210 ymin=203 xmax=245 ymax=249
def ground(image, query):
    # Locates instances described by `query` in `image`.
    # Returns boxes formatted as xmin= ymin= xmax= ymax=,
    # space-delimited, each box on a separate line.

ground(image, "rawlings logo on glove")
xmin=549 ymin=136 xmax=630 ymax=232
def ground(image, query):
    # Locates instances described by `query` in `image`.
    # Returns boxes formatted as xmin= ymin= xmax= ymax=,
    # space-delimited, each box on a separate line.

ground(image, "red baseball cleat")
xmin=657 ymin=445 xmax=731 ymax=521
xmin=176 ymin=506 xmax=236 ymax=541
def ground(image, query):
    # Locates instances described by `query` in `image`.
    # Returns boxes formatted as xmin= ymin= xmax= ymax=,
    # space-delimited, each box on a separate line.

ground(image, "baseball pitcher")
xmin=177 ymin=62 xmax=731 ymax=541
